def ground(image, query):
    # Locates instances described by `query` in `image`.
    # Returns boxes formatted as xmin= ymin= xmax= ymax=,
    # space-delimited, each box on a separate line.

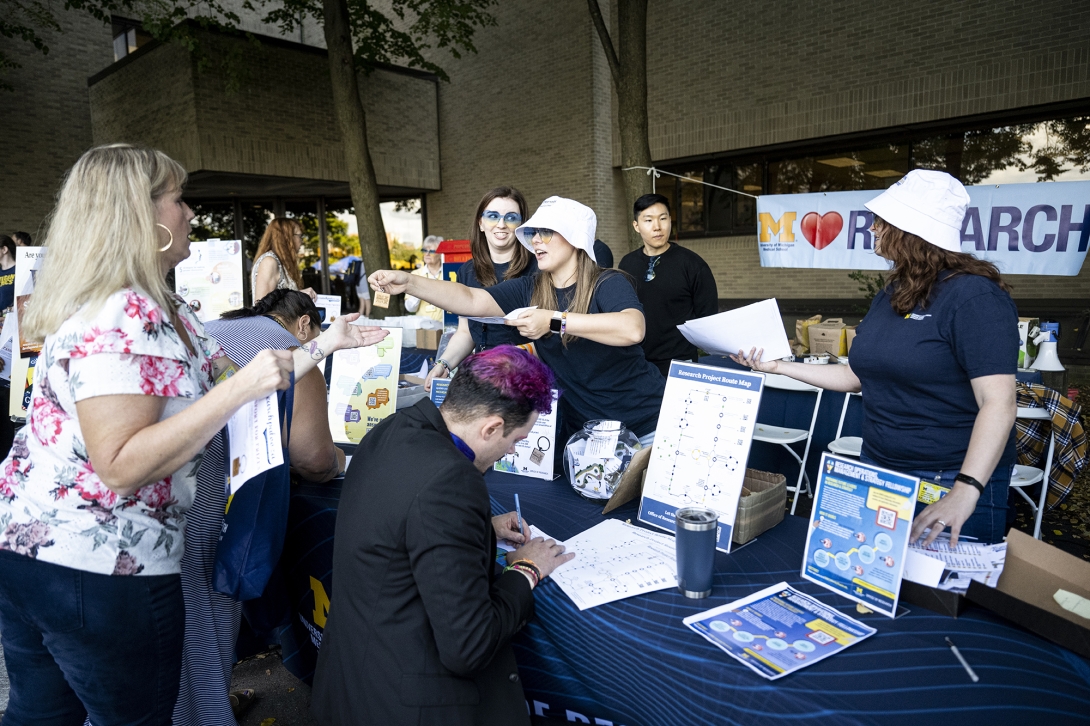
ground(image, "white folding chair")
xmin=753 ymin=373 xmax=823 ymax=516
xmin=1010 ymin=406 xmax=1056 ymax=540
xmin=827 ymin=392 xmax=862 ymax=458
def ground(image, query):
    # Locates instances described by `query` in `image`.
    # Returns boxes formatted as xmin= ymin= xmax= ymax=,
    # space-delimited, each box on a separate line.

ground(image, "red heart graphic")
xmin=801 ymin=211 xmax=844 ymax=250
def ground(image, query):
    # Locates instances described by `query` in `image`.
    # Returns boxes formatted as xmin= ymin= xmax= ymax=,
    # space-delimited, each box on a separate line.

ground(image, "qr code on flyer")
xmin=808 ymin=630 xmax=836 ymax=645
xmin=875 ymin=506 xmax=897 ymax=530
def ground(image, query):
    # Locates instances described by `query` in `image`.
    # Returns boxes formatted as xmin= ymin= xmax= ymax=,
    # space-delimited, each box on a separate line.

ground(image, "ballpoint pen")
xmin=514 ymin=493 xmax=525 ymax=539
xmin=946 ymin=637 xmax=979 ymax=683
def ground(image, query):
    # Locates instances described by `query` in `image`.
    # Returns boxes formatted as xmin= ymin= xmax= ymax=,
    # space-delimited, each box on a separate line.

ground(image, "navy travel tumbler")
xmin=675 ymin=508 xmax=718 ymax=598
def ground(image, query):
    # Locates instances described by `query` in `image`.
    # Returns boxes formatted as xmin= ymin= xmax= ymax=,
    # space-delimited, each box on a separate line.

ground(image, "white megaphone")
xmin=1030 ymin=329 xmax=1064 ymax=372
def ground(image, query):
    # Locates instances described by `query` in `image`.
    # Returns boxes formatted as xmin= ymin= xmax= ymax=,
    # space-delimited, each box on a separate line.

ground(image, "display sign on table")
xmin=326 ymin=328 xmax=402 ymax=444
xmin=494 ymin=390 xmax=558 ymax=480
xmin=684 ymin=582 xmax=876 ymax=680
xmin=315 ymin=294 xmax=342 ymax=323
xmin=757 ymin=180 xmax=1090 ymax=275
xmin=173 ymin=239 xmax=244 ymax=321
xmin=802 ymin=453 xmax=920 ymax=618
xmin=429 ymin=378 xmax=449 ymax=406
xmin=638 ymin=362 xmax=764 ymax=552
xmin=9 ymin=247 xmax=45 ymax=419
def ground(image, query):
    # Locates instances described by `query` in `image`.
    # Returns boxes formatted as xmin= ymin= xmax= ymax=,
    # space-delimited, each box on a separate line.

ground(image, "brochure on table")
xmin=10 ymin=248 xmax=45 ymax=419
xmin=173 ymin=240 xmax=244 ymax=322
xmin=315 ymin=294 xmax=342 ymax=323
xmin=638 ymin=362 xmax=765 ymax=552
xmin=494 ymin=390 xmax=558 ymax=480
xmin=225 ymin=393 xmax=283 ymax=497
xmin=802 ymin=453 xmax=920 ymax=618
xmin=684 ymin=582 xmax=876 ymax=680
xmin=327 ymin=328 xmax=402 ymax=444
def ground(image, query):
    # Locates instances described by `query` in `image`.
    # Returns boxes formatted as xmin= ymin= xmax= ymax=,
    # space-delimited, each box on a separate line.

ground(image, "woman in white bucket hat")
xmin=733 ymin=170 xmax=1018 ymax=547
xmin=370 ymin=196 xmax=665 ymax=452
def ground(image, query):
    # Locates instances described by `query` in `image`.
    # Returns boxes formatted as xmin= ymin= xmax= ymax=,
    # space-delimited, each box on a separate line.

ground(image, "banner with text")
xmin=756 ymin=180 xmax=1090 ymax=275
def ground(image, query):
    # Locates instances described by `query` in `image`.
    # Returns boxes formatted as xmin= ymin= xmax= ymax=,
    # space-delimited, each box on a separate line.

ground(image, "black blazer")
xmin=311 ymin=399 xmax=534 ymax=726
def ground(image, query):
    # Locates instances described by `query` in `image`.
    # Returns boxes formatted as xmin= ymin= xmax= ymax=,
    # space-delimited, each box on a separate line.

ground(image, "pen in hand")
xmin=514 ymin=493 xmax=525 ymax=540
xmin=946 ymin=637 xmax=979 ymax=683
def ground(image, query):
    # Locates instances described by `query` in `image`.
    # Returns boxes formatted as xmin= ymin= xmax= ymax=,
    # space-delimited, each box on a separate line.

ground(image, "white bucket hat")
xmin=515 ymin=196 xmax=598 ymax=262
xmin=864 ymin=169 xmax=969 ymax=252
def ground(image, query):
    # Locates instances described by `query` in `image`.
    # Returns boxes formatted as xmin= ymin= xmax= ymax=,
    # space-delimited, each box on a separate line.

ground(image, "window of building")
xmin=112 ymin=18 xmax=152 ymax=62
xmin=654 ymin=112 xmax=1090 ymax=238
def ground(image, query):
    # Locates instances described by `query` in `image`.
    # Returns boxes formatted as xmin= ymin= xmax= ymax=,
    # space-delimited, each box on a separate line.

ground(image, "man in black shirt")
xmin=619 ymin=194 xmax=719 ymax=376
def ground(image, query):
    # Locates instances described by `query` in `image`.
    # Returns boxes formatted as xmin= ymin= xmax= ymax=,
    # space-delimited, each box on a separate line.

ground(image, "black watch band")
xmin=954 ymin=473 xmax=985 ymax=494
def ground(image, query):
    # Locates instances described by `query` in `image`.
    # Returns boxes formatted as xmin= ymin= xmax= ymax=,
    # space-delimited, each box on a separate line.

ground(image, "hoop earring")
xmin=156 ymin=223 xmax=173 ymax=252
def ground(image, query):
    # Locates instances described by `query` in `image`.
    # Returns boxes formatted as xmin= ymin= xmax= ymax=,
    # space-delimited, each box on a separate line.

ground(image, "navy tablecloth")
xmin=279 ymin=468 xmax=1090 ymax=726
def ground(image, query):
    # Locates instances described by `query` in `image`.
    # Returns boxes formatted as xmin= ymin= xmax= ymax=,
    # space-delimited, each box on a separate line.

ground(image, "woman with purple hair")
xmin=312 ymin=345 xmax=573 ymax=726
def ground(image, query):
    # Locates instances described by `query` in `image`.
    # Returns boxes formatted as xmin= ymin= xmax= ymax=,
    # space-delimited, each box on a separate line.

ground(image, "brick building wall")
xmin=89 ymin=31 xmax=439 ymax=191
xmin=1 ymin=10 xmax=113 ymax=236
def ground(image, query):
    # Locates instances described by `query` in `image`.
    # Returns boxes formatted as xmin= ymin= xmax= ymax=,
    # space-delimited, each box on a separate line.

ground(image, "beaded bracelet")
xmin=505 ymin=563 xmax=539 ymax=588
xmin=507 ymin=558 xmax=542 ymax=581
xmin=436 ymin=358 xmax=451 ymax=372
xmin=560 ymin=311 xmax=568 ymax=336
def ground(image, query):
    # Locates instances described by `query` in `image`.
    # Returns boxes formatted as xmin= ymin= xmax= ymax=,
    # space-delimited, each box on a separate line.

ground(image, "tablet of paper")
xmin=467 ymin=306 xmax=538 ymax=325
xmin=678 ymin=298 xmax=791 ymax=360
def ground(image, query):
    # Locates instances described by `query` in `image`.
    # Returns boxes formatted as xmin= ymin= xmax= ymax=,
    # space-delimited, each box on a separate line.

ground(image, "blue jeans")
xmin=860 ymin=454 xmax=1012 ymax=545
xmin=0 ymin=550 xmax=184 ymax=726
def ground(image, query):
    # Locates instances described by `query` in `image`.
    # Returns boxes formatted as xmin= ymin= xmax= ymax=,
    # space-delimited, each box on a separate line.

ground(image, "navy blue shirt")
xmin=458 ymin=257 xmax=536 ymax=349
xmin=849 ymin=273 xmax=1018 ymax=472
xmin=486 ymin=271 xmax=665 ymax=440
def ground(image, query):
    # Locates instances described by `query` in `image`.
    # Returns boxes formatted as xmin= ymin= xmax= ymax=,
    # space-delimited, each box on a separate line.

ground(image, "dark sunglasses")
xmin=481 ymin=211 xmax=523 ymax=228
xmin=524 ymin=228 xmax=556 ymax=244
xmin=645 ymin=255 xmax=663 ymax=282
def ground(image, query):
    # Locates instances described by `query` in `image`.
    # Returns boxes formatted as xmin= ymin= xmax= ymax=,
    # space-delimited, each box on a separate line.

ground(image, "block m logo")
xmin=758 ymin=212 xmax=797 ymax=243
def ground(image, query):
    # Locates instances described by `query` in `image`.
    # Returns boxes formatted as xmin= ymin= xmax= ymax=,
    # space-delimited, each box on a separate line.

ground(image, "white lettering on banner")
xmin=756 ymin=181 xmax=1090 ymax=275
xmin=527 ymin=699 xmax=621 ymax=725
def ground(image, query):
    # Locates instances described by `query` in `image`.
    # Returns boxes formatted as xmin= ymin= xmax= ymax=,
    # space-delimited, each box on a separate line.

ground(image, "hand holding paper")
xmin=678 ymin=299 xmax=791 ymax=361
xmin=467 ymin=306 xmax=538 ymax=325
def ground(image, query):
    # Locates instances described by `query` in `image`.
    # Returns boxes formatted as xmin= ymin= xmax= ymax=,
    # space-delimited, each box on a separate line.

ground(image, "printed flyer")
xmin=684 ymin=582 xmax=876 ymax=680
xmin=429 ymin=378 xmax=450 ymax=406
xmin=173 ymin=240 xmax=244 ymax=321
xmin=802 ymin=453 xmax=921 ymax=617
xmin=315 ymin=294 xmax=342 ymax=323
xmin=327 ymin=328 xmax=402 ymax=443
xmin=494 ymin=390 xmax=558 ymax=480
xmin=638 ymin=362 xmax=764 ymax=552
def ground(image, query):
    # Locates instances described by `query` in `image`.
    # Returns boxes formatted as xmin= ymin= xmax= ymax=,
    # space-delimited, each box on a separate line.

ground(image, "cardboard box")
xmin=899 ymin=580 xmax=968 ymax=618
xmin=732 ymin=469 xmax=786 ymax=544
xmin=416 ymin=328 xmax=442 ymax=349
xmin=808 ymin=319 xmax=847 ymax=357
xmin=845 ymin=325 xmax=857 ymax=354
xmin=965 ymin=529 xmax=1090 ymax=658
xmin=1017 ymin=317 xmax=1040 ymax=367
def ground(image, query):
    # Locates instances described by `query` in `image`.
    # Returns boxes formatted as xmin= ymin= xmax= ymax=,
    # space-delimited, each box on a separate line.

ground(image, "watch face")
xmin=550 ymin=317 xmax=562 ymax=332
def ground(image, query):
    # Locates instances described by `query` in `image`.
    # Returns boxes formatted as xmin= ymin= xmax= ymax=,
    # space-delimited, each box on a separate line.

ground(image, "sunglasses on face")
xmin=525 ymin=228 xmax=556 ymax=244
xmin=481 ymin=211 xmax=523 ymax=228
xmin=423 ymin=247 xmax=439 ymax=254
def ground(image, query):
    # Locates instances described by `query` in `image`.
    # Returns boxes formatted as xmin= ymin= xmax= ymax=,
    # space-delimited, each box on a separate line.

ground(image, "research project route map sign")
xmin=639 ymin=362 xmax=764 ymax=552
xmin=802 ymin=453 xmax=920 ymax=618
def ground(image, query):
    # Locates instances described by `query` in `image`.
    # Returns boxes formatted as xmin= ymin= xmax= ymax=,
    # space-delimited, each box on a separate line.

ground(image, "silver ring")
xmin=936 ymin=520 xmax=947 ymax=527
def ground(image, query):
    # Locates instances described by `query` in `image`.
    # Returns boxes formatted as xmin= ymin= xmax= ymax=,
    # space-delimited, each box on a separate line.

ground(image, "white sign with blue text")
xmin=757 ymin=180 xmax=1090 ymax=275
xmin=638 ymin=362 xmax=765 ymax=553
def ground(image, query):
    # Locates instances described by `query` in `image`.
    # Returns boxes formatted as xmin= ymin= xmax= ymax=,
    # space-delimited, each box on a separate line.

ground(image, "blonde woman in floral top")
xmin=0 ymin=144 xmax=387 ymax=726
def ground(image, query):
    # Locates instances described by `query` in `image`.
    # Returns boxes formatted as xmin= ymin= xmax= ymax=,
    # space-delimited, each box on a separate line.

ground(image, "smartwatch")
xmin=549 ymin=312 xmax=563 ymax=332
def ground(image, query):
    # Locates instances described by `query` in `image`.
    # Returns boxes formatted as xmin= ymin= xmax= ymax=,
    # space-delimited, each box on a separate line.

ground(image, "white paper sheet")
xmin=226 ymin=393 xmax=283 ymax=496
xmin=677 ymin=298 xmax=791 ymax=360
xmin=548 ymin=519 xmax=677 ymax=610
xmin=467 ymin=306 xmax=538 ymax=325
xmin=903 ymin=549 xmax=945 ymax=587
xmin=906 ymin=534 xmax=1007 ymax=594
xmin=316 ymin=294 xmax=343 ymax=322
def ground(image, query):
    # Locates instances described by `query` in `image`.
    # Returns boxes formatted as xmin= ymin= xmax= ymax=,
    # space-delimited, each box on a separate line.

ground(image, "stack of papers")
xmin=546 ymin=519 xmax=678 ymax=610
xmin=905 ymin=535 xmax=1006 ymax=594
xmin=677 ymin=298 xmax=791 ymax=360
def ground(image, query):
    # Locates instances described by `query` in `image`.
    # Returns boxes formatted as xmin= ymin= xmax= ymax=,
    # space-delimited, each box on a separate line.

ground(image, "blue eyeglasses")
xmin=481 ymin=211 xmax=523 ymax=228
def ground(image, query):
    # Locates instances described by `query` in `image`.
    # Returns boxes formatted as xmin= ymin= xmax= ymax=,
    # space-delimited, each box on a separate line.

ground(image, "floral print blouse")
xmin=0 ymin=289 xmax=224 ymax=576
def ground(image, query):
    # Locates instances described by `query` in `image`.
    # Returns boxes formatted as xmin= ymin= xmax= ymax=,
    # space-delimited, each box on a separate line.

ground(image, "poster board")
xmin=315 ymin=294 xmax=342 ymax=323
xmin=327 ymin=328 xmax=402 ymax=443
xmin=10 ymin=248 xmax=45 ymax=419
xmin=638 ymin=362 xmax=765 ymax=552
xmin=801 ymin=453 xmax=920 ymax=618
xmin=494 ymin=390 xmax=558 ymax=480
xmin=173 ymin=240 xmax=244 ymax=321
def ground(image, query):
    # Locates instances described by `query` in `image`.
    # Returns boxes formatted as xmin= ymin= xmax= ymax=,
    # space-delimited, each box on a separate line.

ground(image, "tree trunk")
xmin=322 ymin=0 xmax=401 ymax=315
xmin=590 ymin=0 xmax=653 ymax=250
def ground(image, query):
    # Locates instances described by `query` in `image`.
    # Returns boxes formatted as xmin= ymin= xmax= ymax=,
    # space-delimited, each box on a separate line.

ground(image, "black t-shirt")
xmin=457 ymin=257 xmax=537 ymax=349
xmin=0 ymin=266 xmax=14 ymax=311
xmin=486 ymin=271 xmax=666 ymax=440
xmin=618 ymin=244 xmax=718 ymax=375
xmin=849 ymin=272 xmax=1018 ymax=472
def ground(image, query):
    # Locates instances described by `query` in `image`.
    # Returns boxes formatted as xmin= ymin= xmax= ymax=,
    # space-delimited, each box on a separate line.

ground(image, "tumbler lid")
xmin=676 ymin=507 xmax=718 ymax=531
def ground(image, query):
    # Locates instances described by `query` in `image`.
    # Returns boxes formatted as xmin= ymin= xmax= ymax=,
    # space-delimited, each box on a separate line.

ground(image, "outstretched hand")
xmin=318 ymin=313 xmax=389 ymax=355
xmin=729 ymin=347 xmax=780 ymax=373
xmin=368 ymin=270 xmax=411 ymax=296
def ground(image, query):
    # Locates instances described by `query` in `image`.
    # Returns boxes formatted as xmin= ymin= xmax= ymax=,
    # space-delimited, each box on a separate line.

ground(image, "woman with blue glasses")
xmin=424 ymin=186 xmax=537 ymax=392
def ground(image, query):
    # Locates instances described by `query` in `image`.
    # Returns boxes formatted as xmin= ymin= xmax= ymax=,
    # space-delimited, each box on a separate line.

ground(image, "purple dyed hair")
xmin=459 ymin=345 xmax=555 ymax=414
